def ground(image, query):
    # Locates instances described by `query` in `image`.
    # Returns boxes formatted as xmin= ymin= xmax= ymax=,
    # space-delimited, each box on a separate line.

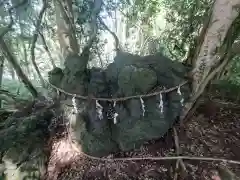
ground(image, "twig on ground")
xmin=173 ymin=159 xmax=180 ymax=180
xmin=71 ymin=145 xmax=240 ymax=165
xmin=173 ymin=127 xmax=187 ymax=180
xmin=211 ymin=99 xmax=240 ymax=108
xmin=68 ymin=126 xmax=240 ymax=165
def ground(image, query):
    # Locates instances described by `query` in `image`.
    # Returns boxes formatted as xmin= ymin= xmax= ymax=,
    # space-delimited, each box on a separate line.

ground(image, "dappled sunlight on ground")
xmin=46 ymin=133 xmax=84 ymax=180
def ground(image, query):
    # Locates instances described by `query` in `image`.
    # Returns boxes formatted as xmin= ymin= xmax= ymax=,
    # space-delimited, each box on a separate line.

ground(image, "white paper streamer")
xmin=72 ymin=94 xmax=78 ymax=113
xmin=113 ymin=112 xmax=118 ymax=124
xmin=177 ymin=86 xmax=184 ymax=106
xmin=140 ymin=97 xmax=145 ymax=116
xmin=113 ymin=101 xmax=118 ymax=124
xmin=158 ymin=93 xmax=164 ymax=113
xmin=177 ymin=86 xmax=181 ymax=95
xmin=96 ymin=100 xmax=103 ymax=120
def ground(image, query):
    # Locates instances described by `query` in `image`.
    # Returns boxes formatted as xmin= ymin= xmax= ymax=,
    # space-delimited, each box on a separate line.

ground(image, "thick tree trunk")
xmin=181 ymin=0 xmax=240 ymax=120
xmin=54 ymin=0 xmax=79 ymax=58
xmin=0 ymin=39 xmax=38 ymax=98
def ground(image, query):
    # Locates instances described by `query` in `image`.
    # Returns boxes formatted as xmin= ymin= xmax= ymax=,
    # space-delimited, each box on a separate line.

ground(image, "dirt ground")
xmin=46 ymin=96 xmax=240 ymax=180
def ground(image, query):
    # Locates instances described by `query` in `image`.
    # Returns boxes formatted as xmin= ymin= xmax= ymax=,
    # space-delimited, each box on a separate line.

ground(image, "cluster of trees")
xmin=0 ymin=0 xmax=239 ymax=118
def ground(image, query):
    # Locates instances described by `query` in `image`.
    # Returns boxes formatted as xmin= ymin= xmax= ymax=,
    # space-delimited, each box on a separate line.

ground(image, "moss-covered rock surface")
xmin=49 ymin=52 xmax=192 ymax=157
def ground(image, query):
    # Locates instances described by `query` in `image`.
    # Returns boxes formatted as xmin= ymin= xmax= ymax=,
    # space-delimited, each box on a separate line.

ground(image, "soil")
xmin=46 ymin=97 xmax=240 ymax=180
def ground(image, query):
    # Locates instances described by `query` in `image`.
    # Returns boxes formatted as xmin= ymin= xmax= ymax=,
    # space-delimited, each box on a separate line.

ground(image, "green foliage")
xmin=2 ymin=79 xmax=32 ymax=99
xmin=161 ymin=0 xmax=213 ymax=60
xmin=228 ymin=57 xmax=240 ymax=85
xmin=1 ymin=78 xmax=45 ymax=100
xmin=219 ymin=56 xmax=240 ymax=93
xmin=0 ymin=0 xmax=240 ymax=100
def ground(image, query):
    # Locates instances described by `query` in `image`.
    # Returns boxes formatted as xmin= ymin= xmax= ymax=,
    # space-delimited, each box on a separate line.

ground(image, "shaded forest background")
xmin=0 ymin=0 xmax=239 ymax=105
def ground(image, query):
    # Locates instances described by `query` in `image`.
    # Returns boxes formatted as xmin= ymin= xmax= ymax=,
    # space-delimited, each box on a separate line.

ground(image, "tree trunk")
xmin=54 ymin=0 xmax=79 ymax=58
xmin=0 ymin=39 xmax=38 ymax=98
xmin=10 ymin=67 xmax=15 ymax=80
xmin=181 ymin=0 xmax=240 ymax=120
xmin=31 ymin=0 xmax=47 ymax=87
xmin=22 ymin=40 xmax=31 ymax=77
xmin=39 ymin=32 xmax=57 ymax=69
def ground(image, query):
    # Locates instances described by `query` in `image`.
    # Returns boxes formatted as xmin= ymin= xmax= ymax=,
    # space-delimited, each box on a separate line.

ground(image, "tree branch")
xmin=0 ymin=0 xmax=28 ymax=38
xmin=0 ymin=0 xmax=38 ymax=98
xmin=0 ymin=0 xmax=7 ymax=8
xmin=38 ymin=31 xmax=56 ymax=68
xmin=180 ymin=50 xmax=233 ymax=121
xmin=31 ymin=0 xmax=47 ymax=87
xmin=98 ymin=16 xmax=120 ymax=52
xmin=56 ymin=0 xmax=79 ymax=54
xmin=96 ymin=46 xmax=104 ymax=68
xmin=0 ymin=39 xmax=38 ymax=97
xmin=81 ymin=0 xmax=103 ymax=55
xmin=191 ymin=0 xmax=240 ymax=93
xmin=188 ymin=4 xmax=214 ymax=66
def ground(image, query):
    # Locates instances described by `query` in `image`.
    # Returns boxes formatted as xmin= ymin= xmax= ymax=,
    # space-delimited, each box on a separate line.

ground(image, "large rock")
xmin=48 ymin=52 xmax=191 ymax=156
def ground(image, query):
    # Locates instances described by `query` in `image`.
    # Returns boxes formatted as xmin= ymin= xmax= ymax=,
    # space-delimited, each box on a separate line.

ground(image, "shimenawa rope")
xmin=46 ymin=80 xmax=189 ymax=101
xmin=47 ymin=79 xmax=240 ymax=166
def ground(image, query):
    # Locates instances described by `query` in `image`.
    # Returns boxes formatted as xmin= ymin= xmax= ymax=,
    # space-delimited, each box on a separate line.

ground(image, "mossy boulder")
xmin=48 ymin=52 xmax=191 ymax=156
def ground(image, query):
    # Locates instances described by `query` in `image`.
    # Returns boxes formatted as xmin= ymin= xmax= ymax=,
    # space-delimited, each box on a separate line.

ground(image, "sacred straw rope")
xmin=46 ymin=80 xmax=240 ymax=166
xmin=46 ymin=80 xmax=189 ymax=101
xmin=47 ymin=78 xmax=240 ymax=165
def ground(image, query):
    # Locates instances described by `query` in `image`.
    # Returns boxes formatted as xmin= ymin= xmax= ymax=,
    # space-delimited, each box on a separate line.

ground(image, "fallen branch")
xmin=70 ymin=140 xmax=240 ymax=164
xmin=83 ymin=154 xmax=240 ymax=164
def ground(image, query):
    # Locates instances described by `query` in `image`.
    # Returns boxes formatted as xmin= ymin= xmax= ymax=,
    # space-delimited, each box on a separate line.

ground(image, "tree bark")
xmin=39 ymin=32 xmax=56 ymax=68
xmin=22 ymin=40 xmax=31 ymax=77
xmin=31 ymin=0 xmax=47 ymax=87
xmin=54 ymin=0 xmax=79 ymax=58
xmin=10 ymin=67 xmax=15 ymax=80
xmin=0 ymin=39 xmax=38 ymax=98
xmin=181 ymin=0 xmax=240 ymax=120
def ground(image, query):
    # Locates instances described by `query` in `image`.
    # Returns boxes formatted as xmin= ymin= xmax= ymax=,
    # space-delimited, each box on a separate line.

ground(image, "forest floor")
xmin=46 ymin=96 xmax=240 ymax=180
